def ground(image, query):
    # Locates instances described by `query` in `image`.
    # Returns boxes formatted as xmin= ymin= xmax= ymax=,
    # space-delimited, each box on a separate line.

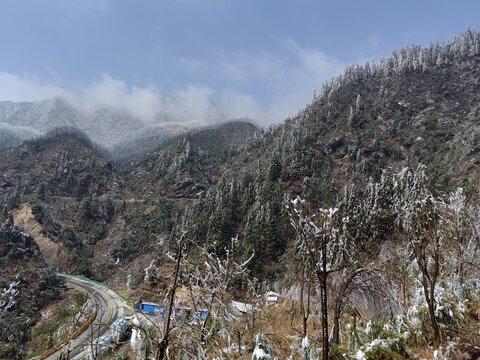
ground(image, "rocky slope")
xmin=0 ymin=213 xmax=60 ymax=359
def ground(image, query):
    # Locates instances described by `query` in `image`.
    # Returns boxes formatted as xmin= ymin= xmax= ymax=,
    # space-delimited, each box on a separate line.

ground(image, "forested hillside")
xmin=166 ymin=28 xmax=480 ymax=279
xmin=2 ymin=28 xmax=480 ymax=358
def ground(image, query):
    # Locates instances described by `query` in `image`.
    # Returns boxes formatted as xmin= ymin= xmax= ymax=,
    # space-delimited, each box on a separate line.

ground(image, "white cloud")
xmin=210 ymin=40 xmax=345 ymax=91
xmin=179 ymin=39 xmax=347 ymax=123
xmin=0 ymin=72 xmax=72 ymax=102
xmin=0 ymin=40 xmax=347 ymax=128
xmin=0 ymin=72 xmax=226 ymax=126
xmin=285 ymin=39 xmax=345 ymax=81
xmin=82 ymin=73 xmax=128 ymax=108
xmin=0 ymin=122 xmax=41 ymax=137
xmin=76 ymin=73 xmax=162 ymax=122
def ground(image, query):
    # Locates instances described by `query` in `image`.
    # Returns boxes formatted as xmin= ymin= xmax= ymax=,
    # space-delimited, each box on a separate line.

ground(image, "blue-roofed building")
xmin=137 ymin=300 xmax=167 ymax=315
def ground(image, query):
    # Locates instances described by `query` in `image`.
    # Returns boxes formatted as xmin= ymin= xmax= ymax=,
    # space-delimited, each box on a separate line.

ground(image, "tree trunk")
xmin=321 ymin=235 xmax=329 ymax=360
xmin=156 ymin=241 xmax=183 ymax=360
xmin=238 ymin=329 xmax=242 ymax=355
xmin=303 ymin=315 xmax=308 ymax=338
xmin=421 ymin=273 xmax=440 ymax=347
xmin=301 ymin=266 xmax=312 ymax=337
xmin=416 ymin=233 xmax=441 ymax=348
xmin=332 ymin=279 xmax=345 ymax=345
xmin=332 ymin=313 xmax=340 ymax=345
xmin=200 ymin=291 xmax=215 ymax=343
xmin=429 ymin=299 xmax=441 ymax=347
xmin=321 ymin=275 xmax=329 ymax=360
xmin=421 ymin=268 xmax=440 ymax=348
xmin=290 ymin=300 xmax=295 ymax=327
xmin=300 ymin=265 xmax=306 ymax=336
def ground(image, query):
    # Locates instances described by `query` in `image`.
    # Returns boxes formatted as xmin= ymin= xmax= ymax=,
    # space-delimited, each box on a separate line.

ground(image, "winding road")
xmin=43 ymin=274 xmax=130 ymax=360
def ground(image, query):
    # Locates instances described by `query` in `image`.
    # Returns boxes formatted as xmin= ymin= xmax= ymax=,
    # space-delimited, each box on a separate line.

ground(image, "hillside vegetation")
xmin=1 ymin=28 xmax=480 ymax=359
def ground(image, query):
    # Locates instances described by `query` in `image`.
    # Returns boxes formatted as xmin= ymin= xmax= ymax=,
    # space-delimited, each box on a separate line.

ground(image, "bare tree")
xmin=175 ymin=236 xmax=253 ymax=359
xmin=156 ymin=235 xmax=185 ymax=360
xmin=331 ymin=267 xmax=401 ymax=344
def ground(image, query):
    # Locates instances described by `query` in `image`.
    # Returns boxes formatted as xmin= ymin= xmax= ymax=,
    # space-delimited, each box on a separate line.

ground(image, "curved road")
xmin=43 ymin=274 xmax=128 ymax=360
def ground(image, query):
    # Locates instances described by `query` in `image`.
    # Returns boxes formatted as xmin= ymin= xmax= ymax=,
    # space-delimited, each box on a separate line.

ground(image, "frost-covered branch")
xmin=174 ymin=235 xmax=254 ymax=358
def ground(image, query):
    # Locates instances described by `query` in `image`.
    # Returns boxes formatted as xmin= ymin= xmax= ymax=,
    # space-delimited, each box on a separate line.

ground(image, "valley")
xmin=1 ymin=28 xmax=480 ymax=360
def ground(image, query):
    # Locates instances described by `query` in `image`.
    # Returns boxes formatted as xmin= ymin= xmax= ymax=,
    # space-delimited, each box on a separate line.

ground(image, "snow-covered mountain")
xmin=108 ymin=120 xmax=205 ymax=160
xmin=0 ymin=97 xmax=209 ymax=150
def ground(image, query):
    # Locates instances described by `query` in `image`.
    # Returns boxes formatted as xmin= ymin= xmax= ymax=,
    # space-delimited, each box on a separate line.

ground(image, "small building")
xmin=265 ymin=291 xmax=282 ymax=304
xmin=137 ymin=300 xmax=167 ymax=315
xmin=198 ymin=309 xmax=208 ymax=320
xmin=175 ymin=305 xmax=209 ymax=322
xmin=137 ymin=300 xmax=208 ymax=323
xmin=231 ymin=300 xmax=254 ymax=315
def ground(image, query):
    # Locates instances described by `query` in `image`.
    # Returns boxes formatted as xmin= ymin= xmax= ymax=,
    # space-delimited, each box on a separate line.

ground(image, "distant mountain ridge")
xmin=0 ymin=97 xmax=229 ymax=153
xmin=0 ymin=97 xmax=142 ymax=147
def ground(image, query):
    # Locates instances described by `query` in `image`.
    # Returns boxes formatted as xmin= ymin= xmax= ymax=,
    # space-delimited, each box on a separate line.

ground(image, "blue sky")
xmin=0 ymin=0 xmax=479 ymax=125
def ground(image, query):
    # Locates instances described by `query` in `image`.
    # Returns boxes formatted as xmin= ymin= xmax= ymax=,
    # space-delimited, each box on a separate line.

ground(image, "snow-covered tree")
xmin=355 ymin=94 xmax=361 ymax=113
xmin=394 ymin=166 xmax=442 ymax=346
xmin=289 ymin=197 xmax=353 ymax=360
xmin=175 ymin=236 xmax=254 ymax=359
xmin=252 ymin=333 xmax=272 ymax=360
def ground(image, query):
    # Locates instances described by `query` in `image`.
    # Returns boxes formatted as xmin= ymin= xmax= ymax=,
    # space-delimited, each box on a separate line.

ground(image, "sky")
xmin=0 ymin=0 xmax=479 ymax=125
